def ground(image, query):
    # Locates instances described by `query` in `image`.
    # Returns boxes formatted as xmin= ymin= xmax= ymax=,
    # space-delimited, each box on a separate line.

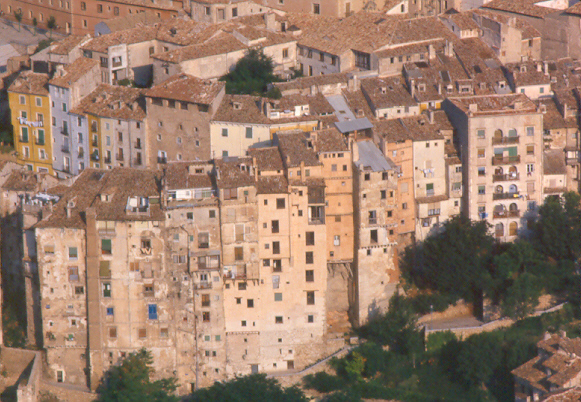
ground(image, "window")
xmin=402 ymin=202 xmax=407 ymax=210
xmin=139 ymin=328 xmax=147 ymax=338
xmin=478 ymin=167 xmax=486 ymax=177
xmin=308 ymin=315 xmax=314 ymax=323
xmin=275 ymin=316 xmax=283 ymax=324
xmin=75 ymin=286 xmax=84 ymax=295
xmin=272 ymin=241 xmax=280 ymax=254
xmin=202 ymin=312 xmax=210 ymax=322
xmin=109 ymin=327 xmax=117 ymax=338
xmin=198 ymin=232 xmax=209 ymax=248
xmin=235 ymin=247 xmax=243 ymax=261
xmin=276 ymin=198 xmax=285 ymax=209
xmin=478 ymin=185 xmax=485 ymax=195
xmin=319 ymin=52 xmax=325 ymax=62
xmin=232 ymin=6 xmax=238 ymax=16
xmin=426 ymin=183 xmax=434 ymax=196
xmin=334 ymin=235 xmax=340 ymax=246
xmin=241 ymin=320 xmax=247 ymax=327
xmin=306 ymin=251 xmax=314 ymax=264
xmin=477 ymin=129 xmax=485 ymax=139
xmin=114 ymin=6 xmax=119 ymax=15
xmin=477 ymin=148 xmax=485 ymax=158
xmin=306 ymin=270 xmax=314 ymax=282
xmin=306 ymin=291 xmax=315 ymax=305
xmin=103 ymin=283 xmax=111 ymax=297
xmin=68 ymin=247 xmax=78 ymax=260
xmin=313 ymin=3 xmax=320 ymax=13
xmin=101 ymin=239 xmax=112 ymax=255
xmin=106 ymin=307 xmax=114 ymax=316
xmin=161 ymin=328 xmax=169 ymax=337
xmin=247 ymin=299 xmax=254 ymax=308
xmin=273 ymin=259 xmax=282 ymax=272
xmin=62 ymin=103 xmax=68 ymax=113
xmin=371 ymin=229 xmax=378 ymax=244
xmin=35 ymin=97 xmax=42 ymax=107
xmin=306 ymin=231 xmax=315 ymax=246
xmin=283 ymin=48 xmax=289 ymax=58
xmin=68 ymin=267 xmax=79 ymax=282
xmin=221 ymin=128 xmax=228 ymax=137
xmin=381 ymin=190 xmax=386 ymax=199
xmin=148 ymin=304 xmax=158 ymax=320
xmin=245 ymin=127 xmax=252 ymax=139
xmin=271 ymin=220 xmax=279 ymax=233
xmin=238 ymin=282 xmax=246 ymax=290
xmin=209 ymin=210 xmax=216 ymax=218
xmin=527 ymin=145 xmax=534 ymax=155
xmin=527 ymin=164 xmax=534 ymax=174
xmin=19 ymin=95 xmax=25 ymax=105
xmin=526 ymin=126 xmax=535 ymax=136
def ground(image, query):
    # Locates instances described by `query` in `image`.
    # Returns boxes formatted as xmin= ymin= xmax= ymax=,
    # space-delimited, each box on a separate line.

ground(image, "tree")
xmin=185 ymin=374 xmax=308 ymax=402
xmin=47 ymin=16 xmax=57 ymax=39
xmin=96 ymin=349 xmax=178 ymax=402
xmin=32 ymin=17 xmax=38 ymax=36
xmin=14 ymin=10 xmax=23 ymax=32
xmin=532 ymin=192 xmax=581 ymax=261
xmin=220 ymin=48 xmax=281 ymax=96
xmin=402 ymin=216 xmax=496 ymax=308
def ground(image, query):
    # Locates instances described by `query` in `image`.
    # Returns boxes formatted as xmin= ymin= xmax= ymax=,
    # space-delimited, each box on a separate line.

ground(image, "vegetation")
xmin=185 ymin=374 xmax=308 ymax=402
xmin=34 ymin=39 xmax=54 ymax=54
xmin=220 ymin=49 xmax=282 ymax=97
xmin=2 ymin=296 xmax=26 ymax=348
xmin=14 ymin=10 xmax=22 ymax=32
xmin=32 ymin=17 xmax=38 ymax=36
xmin=47 ymin=16 xmax=56 ymax=39
xmin=96 ymin=349 xmax=179 ymax=402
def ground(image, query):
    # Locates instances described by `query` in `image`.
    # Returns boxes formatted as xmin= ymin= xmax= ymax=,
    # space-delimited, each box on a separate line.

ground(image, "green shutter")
xmin=21 ymin=127 xmax=28 ymax=142
xmin=508 ymin=146 xmax=517 ymax=156
xmin=37 ymin=129 xmax=45 ymax=145
xmin=101 ymin=239 xmax=112 ymax=253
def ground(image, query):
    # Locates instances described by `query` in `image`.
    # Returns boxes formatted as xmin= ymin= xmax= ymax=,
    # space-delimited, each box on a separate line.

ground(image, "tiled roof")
xmin=49 ymin=57 xmax=99 ymax=88
xmin=164 ymin=161 xmax=214 ymax=190
xmin=440 ymin=10 xmax=480 ymax=30
xmin=483 ymin=0 xmax=560 ymax=18
xmin=213 ymin=94 xmax=270 ymax=124
xmin=82 ymin=25 xmax=158 ymax=52
xmin=273 ymin=72 xmax=349 ymax=93
xmin=566 ymin=2 xmax=581 ymax=15
xmin=313 ymin=127 xmax=349 ymax=153
xmin=215 ymin=157 xmax=256 ymax=189
xmin=71 ymin=84 xmax=146 ymax=121
xmin=99 ymin=11 xmax=163 ymax=33
xmin=277 ymin=131 xmax=321 ymax=168
xmin=506 ymin=61 xmax=552 ymax=87
xmin=373 ymin=114 xmax=444 ymax=142
xmin=248 ymin=147 xmax=284 ymax=172
xmin=447 ymin=93 xmax=537 ymax=116
xmin=2 ymin=171 xmax=44 ymax=192
xmin=49 ymin=35 xmax=89 ymax=55
xmin=8 ymin=71 xmax=49 ymax=96
xmin=145 ymin=73 xmax=224 ymax=105
xmin=539 ymin=98 xmax=577 ymax=130
xmin=472 ymin=9 xmax=541 ymax=39
xmin=37 ymin=168 xmax=163 ymax=228
xmin=256 ymin=175 xmax=288 ymax=194
xmin=152 ymin=31 xmax=247 ymax=62
xmin=360 ymin=76 xmax=416 ymax=110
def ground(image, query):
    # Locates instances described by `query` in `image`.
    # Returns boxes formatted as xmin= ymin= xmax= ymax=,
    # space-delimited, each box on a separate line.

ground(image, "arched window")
xmin=495 ymin=185 xmax=504 ymax=193
xmin=494 ymin=204 xmax=505 ymax=217
xmin=509 ymin=203 xmax=518 ymax=211
xmin=494 ymin=129 xmax=503 ymax=139
xmin=509 ymin=184 xmax=518 ymax=193
xmin=508 ymin=129 xmax=517 ymax=137
xmin=509 ymin=222 xmax=518 ymax=236
xmin=495 ymin=167 xmax=503 ymax=175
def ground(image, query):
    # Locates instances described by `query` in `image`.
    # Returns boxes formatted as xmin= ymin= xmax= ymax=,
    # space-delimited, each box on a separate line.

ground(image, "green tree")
xmin=47 ymin=16 xmax=57 ymax=39
xmin=533 ymin=192 xmax=581 ymax=261
xmin=185 ymin=374 xmax=308 ymax=402
xmin=220 ymin=48 xmax=281 ymax=96
xmin=357 ymin=293 xmax=423 ymax=355
xmin=32 ymin=17 xmax=38 ymax=36
xmin=402 ymin=216 xmax=496 ymax=308
xmin=96 ymin=349 xmax=178 ymax=402
xmin=14 ymin=10 xmax=23 ymax=32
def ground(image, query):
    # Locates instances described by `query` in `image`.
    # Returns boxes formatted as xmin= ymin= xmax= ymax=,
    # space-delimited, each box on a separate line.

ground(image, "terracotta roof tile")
xmin=164 ymin=161 xmax=215 ymax=190
xmin=277 ymin=131 xmax=321 ymax=168
xmin=49 ymin=57 xmax=99 ymax=88
xmin=145 ymin=73 xmax=225 ymax=105
xmin=483 ymin=0 xmax=560 ymax=18
xmin=8 ymin=71 xmax=49 ymax=96
xmin=248 ymin=147 xmax=284 ymax=172
xmin=256 ymin=175 xmax=288 ymax=194
xmin=49 ymin=35 xmax=90 ymax=55
xmin=71 ymin=84 xmax=146 ymax=121
xmin=373 ymin=114 xmax=444 ymax=142
xmin=447 ymin=93 xmax=537 ymax=116
xmin=215 ymin=157 xmax=256 ymax=189
xmin=312 ymin=127 xmax=349 ymax=153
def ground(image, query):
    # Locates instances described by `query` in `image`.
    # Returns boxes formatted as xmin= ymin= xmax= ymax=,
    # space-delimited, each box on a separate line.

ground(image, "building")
xmin=444 ymin=93 xmax=544 ymax=240
xmin=48 ymin=57 xmax=100 ymax=177
xmin=512 ymin=332 xmax=581 ymax=402
xmin=144 ymin=74 xmax=226 ymax=165
xmin=0 ymin=0 xmax=181 ymax=36
xmin=8 ymin=71 xmax=53 ymax=174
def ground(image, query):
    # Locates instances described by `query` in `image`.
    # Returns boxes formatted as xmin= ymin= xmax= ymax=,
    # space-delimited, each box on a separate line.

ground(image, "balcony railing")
xmin=134 ymin=142 xmax=142 ymax=149
xmin=61 ymin=128 xmax=69 ymax=135
xmin=61 ymin=146 xmax=70 ymax=153
xmin=78 ymin=150 xmax=84 ymax=158
xmin=92 ymin=140 xmax=98 ymax=147
xmin=368 ymin=218 xmax=377 ymax=225
xmin=195 ymin=281 xmax=212 ymax=290
xmin=493 ymin=210 xmax=520 ymax=218
xmin=493 ymin=192 xmax=520 ymax=200
xmin=428 ymin=208 xmax=440 ymax=216
xmin=134 ymin=157 xmax=142 ymax=165
xmin=36 ymin=140 xmax=45 ymax=146
xmin=91 ymin=153 xmax=100 ymax=161
xmin=116 ymin=154 xmax=124 ymax=161
xmin=63 ymin=166 xmax=71 ymax=173
xmin=493 ymin=173 xmax=519 ymax=182
xmin=20 ymin=137 xmax=29 ymax=143
xmin=492 ymin=136 xmax=519 ymax=145
xmin=308 ymin=217 xmax=325 ymax=225
xmin=104 ymin=157 xmax=111 ymax=164
xmin=492 ymin=155 xmax=520 ymax=165
xmin=157 ymin=156 xmax=167 ymax=164
xmin=566 ymin=157 xmax=579 ymax=166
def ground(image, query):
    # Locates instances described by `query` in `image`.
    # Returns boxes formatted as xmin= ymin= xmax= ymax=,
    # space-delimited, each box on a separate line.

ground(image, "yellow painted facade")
xmin=9 ymin=91 xmax=53 ymax=174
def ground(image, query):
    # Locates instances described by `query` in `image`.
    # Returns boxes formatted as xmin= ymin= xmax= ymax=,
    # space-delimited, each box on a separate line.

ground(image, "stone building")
xmin=145 ymin=74 xmax=225 ymax=165
xmin=352 ymin=140 xmax=399 ymax=325
xmin=444 ymin=93 xmax=544 ymax=240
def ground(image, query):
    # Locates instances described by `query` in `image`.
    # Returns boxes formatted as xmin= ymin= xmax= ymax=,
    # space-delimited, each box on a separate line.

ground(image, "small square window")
xmin=247 ymin=299 xmax=254 ymax=308
xmin=274 ymin=293 xmax=282 ymax=301
xmin=106 ymin=307 xmax=114 ymax=316
xmin=275 ymin=316 xmax=283 ymax=324
xmin=308 ymin=315 xmax=314 ymax=323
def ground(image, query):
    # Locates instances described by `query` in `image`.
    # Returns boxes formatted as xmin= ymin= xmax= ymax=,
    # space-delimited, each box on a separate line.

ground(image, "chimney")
xmin=445 ymin=41 xmax=454 ymax=57
xmin=536 ymin=63 xmax=542 ymax=72
xmin=310 ymin=84 xmax=317 ymax=96
xmin=563 ymin=102 xmax=568 ymax=118
xmin=428 ymin=44 xmax=436 ymax=60
xmin=350 ymin=136 xmax=359 ymax=162
xmin=544 ymin=332 xmax=551 ymax=341
xmin=66 ymin=205 xmax=72 ymax=218
xmin=410 ymin=79 xmax=415 ymax=97
xmin=428 ymin=109 xmax=434 ymax=124
xmin=437 ymin=82 xmax=442 ymax=95
xmin=468 ymin=103 xmax=478 ymax=113
xmin=264 ymin=12 xmax=276 ymax=31
xmin=544 ymin=61 xmax=549 ymax=75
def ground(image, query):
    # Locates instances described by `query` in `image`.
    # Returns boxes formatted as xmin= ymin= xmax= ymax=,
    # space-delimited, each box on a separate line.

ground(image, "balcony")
xmin=116 ymin=153 xmax=124 ymax=161
xmin=61 ymin=128 xmax=69 ymax=136
xmin=134 ymin=142 xmax=142 ymax=149
xmin=195 ymin=281 xmax=213 ymax=290
xmin=368 ymin=218 xmax=377 ymax=225
xmin=566 ymin=157 xmax=579 ymax=166
xmin=492 ymin=155 xmax=520 ymax=165
xmin=493 ymin=191 xmax=520 ymax=200
xmin=36 ymin=140 xmax=45 ymax=146
xmin=91 ymin=153 xmax=100 ymax=162
xmin=92 ymin=140 xmax=98 ymax=147
xmin=61 ymin=146 xmax=70 ymax=153
xmin=493 ymin=173 xmax=520 ymax=182
xmin=63 ymin=166 xmax=71 ymax=173
xmin=78 ymin=150 xmax=84 ymax=158
xmin=428 ymin=208 xmax=441 ymax=216
xmin=104 ymin=157 xmax=111 ymax=164
xmin=134 ymin=157 xmax=142 ymax=165
xmin=492 ymin=136 xmax=519 ymax=145
xmin=20 ymin=136 xmax=29 ymax=143
xmin=493 ymin=210 xmax=520 ymax=219
xmin=157 ymin=156 xmax=167 ymax=164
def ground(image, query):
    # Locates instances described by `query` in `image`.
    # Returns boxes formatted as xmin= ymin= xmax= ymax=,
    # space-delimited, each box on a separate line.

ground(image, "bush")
xmin=303 ymin=372 xmax=344 ymax=393
xmin=426 ymin=331 xmax=457 ymax=353
xmin=34 ymin=39 xmax=54 ymax=54
xmin=407 ymin=293 xmax=458 ymax=315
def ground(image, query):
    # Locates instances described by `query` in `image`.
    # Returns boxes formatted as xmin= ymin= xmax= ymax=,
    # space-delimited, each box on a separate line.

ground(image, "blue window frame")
xmin=106 ymin=307 xmax=114 ymax=316
xmin=148 ymin=304 xmax=158 ymax=320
